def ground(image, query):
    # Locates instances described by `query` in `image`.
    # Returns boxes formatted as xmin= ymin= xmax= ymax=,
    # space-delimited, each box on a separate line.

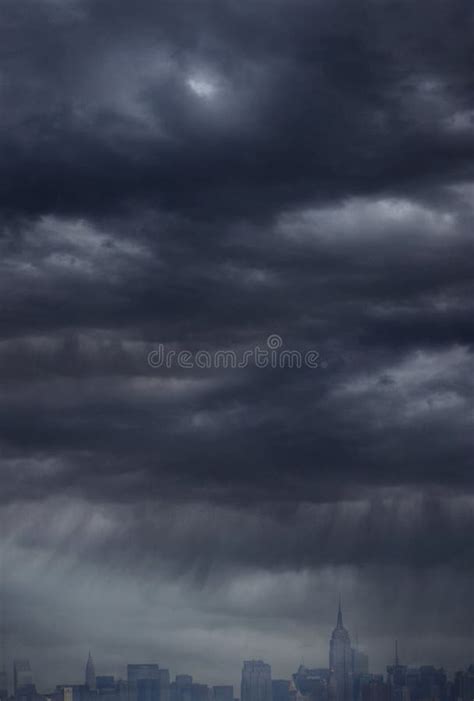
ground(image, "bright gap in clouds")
xmin=187 ymin=76 xmax=217 ymax=98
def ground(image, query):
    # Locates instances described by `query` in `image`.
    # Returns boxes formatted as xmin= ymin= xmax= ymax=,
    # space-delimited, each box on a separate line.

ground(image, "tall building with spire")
xmin=329 ymin=601 xmax=352 ymax=701
xmin=85 ymin=652 xmax=96 ymax=691
xmin=386 ymin=642 xmax=409 ymax=701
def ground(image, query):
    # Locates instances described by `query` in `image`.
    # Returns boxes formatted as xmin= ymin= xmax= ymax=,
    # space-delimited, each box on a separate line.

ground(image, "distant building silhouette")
xmin=213 ymin=686 xmax=233 ymax=701
xmin=127 ymin=665 xmax=170 ymax=701
xmin=272 ymin=680 xmax=291 ymax=701
xmin=85 ymin=654 xmax=96 ymax=692
xmin=14 ymin=660 xmax=34 ymax=697
xmin=386 ymin=642 xmax=409 ymax=701
xmin=358 ymin=675 xmax=390 ymax=701
xmin=241 ymin=661 xmax=272 ymax=701
xmin=63 ymin=687 xmax=89 ymax=701
xmin=96 ymin=677 xmax=115 ymax=694
xmin=352 ymin=650 xmax=369 ymax=677
xmin=293 ymin=665 xmax=329 ymax=701
xmin=401 ymin=666 xmax=447 ymax=701
xmin=329 ymin=602 xmax=352 ymax=701
xmin=190 ymin=684 xmax=209 ymax=701
xmin=454 ymin=665 xmax=474 ymax=701
xmin=171 ymin=675 xmax=193 ymax=701
xmin=128 ymin=668 xmax=161 ymax=686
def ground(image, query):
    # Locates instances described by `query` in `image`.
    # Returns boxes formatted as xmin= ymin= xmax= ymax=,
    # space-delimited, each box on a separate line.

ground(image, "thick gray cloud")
xmin=0 ymin=0 xmax=474 ymax=693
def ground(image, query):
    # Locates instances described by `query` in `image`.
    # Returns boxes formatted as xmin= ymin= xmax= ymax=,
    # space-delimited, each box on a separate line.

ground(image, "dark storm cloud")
xmin=0 ymin=0 xmax=474 ymax=218
xmin=1 ymin=197 xmax=473 ymax=505
xmin=1 ymin=0 xmax=474 ymax=687
xmin=6 ymin=491 xmax=474 ymax=575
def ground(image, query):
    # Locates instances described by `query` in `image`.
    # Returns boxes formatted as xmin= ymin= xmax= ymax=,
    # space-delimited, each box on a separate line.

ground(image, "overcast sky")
xmin=1 ymin=0 xmax=474 ymax=693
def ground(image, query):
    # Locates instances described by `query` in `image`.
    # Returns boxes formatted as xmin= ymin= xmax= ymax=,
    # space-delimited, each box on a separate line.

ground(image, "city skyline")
xmin=3 ymin=606 xmax=474 ymax=701
xmin=1 ymin=603 xmax=471 ymax=694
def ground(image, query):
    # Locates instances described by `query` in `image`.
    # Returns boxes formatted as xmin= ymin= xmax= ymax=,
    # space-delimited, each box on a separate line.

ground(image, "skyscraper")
xmin=352 ymin=648 xmax=369 ymax=676
xmin=85 ymin=652 xmax=96 ymax=691
xmin=171 ymin=675 xmax=193 ymax=701
xmin=272 ymin=680 xmax=290 ymax=701
xmin=96 ymin=676 xmax=116 ymax=693
xmin=241 ymin=661 xmax=272 ymax=701
xmin=190 ymin=684 xmax=209 ymax=701
xmin=455 ymin=666 xmax=474 ymax=701
xmin=128 ymin=666 xmax=161 ymax=685
xmin=386 ymin=642 xmax=409 ymax=701
xmin=292 ymin=665 xmax=329 ymax=701
xmin=359 ymin=676 xmax=390 ymax=701
xmin=159 ymin=669 xmax=171 ymax=701
xmin=213 ymin=687 xmax=233 ymax=701
xmin=329 ymin=601 xmax=352 ymax=701
xmin=13 ymin=660 xmax=33 ymax=697
xmin=127 ymin=665 xmax=169 ymax=701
